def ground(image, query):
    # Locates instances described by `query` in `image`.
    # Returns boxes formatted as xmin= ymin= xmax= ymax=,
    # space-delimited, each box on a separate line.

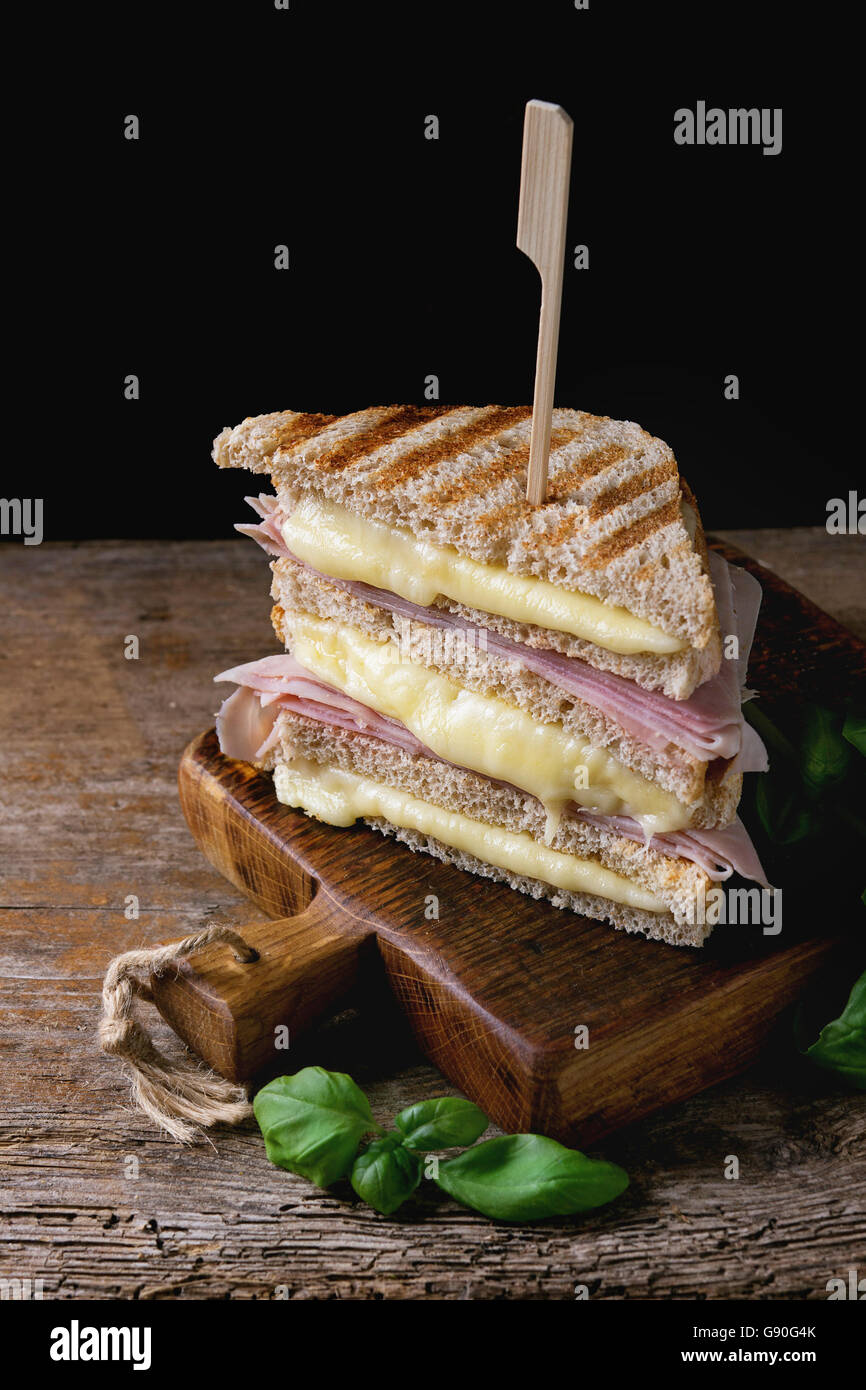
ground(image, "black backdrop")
xmin=59 ymin=1 xmax=854 ymax=539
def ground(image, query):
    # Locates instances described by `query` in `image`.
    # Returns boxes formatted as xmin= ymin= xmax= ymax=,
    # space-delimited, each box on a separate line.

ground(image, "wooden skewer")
xmin=517 ymin=99 xmax=573 ymax=505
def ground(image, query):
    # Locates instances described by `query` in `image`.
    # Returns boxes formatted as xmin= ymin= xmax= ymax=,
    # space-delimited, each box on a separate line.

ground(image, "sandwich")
xmin=212 ymin=405 xmax=770 ymax=947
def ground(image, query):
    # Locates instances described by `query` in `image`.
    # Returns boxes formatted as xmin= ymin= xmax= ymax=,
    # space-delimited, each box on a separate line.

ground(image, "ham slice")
xmin=234 ymin=493 xmax=766 ymax=769
xmin=234 ymin=494 xmax=288 ymax=558
xmin=235 ymin=492 xmax=768 ymax=762
xmin=214 ymin=656 xmax=432 ymax=762
xmin=216 ymin=684 xmax=281 ymax=762
xmin=334 ymin=554 xmax=766 ymax=767
xmin=214 ymin=656 xmax=769 ymax=887
xmin=572 ymin=810 xmax=770 ymax=886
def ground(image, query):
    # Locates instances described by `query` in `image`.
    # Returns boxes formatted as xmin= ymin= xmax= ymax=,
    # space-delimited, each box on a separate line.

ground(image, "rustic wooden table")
xmin=2 ymin=530 xmax=864 ymax=1300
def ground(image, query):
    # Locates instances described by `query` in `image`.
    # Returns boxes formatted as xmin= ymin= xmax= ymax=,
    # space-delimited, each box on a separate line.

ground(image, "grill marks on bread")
xmin=426 ymin=424 xmax=579 ymax=510
xmin=296 ymin=405 xmax=459 ymax=474
xmin=547 ymin=443 xmax=631 ymax=500
xmin=376 ymin=405 xmax=532 ymax=491
xmin=275 ymin=412 xmax=339 ymax=450
xmin=588 ymin=460 xmax=679 ymax=521
xmin=214 ymin=404 xmax=718 ymax=652
xmin=266 ymin=408 xmax=666 ymax=538
xmin=583 ymin=497 xmax=683 ymax=570
xmin=427 ymin=443 xmax=531 ymax=508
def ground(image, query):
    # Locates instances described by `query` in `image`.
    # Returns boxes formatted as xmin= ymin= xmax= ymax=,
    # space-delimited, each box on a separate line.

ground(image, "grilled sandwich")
xmin=212 ymin=405 xmax=769 ymax=947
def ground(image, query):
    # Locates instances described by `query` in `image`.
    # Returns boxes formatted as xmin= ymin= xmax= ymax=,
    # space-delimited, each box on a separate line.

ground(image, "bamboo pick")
xmin=517 ymin=100 xmax=574 ymax=505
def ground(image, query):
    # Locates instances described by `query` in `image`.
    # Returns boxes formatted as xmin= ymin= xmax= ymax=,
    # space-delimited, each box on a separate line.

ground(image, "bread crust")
xmin=265 ymin=712 xmax=713 ymax=947
xmin=214 ymin=406 xmax=720 ymax=655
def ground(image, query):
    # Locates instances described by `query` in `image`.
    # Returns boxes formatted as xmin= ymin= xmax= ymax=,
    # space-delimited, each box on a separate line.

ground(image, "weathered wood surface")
xmin=1 ymin=531 xmax=864 ymax=1300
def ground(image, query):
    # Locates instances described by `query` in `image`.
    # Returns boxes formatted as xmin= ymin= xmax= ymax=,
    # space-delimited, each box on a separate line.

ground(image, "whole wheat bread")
xmin=270 ymin=563 xmax=741 ymax=824
xmin=263 ymin=712 xmax=716 ymax=947
xmin=213 ymin=407 xmax=721 ymax=686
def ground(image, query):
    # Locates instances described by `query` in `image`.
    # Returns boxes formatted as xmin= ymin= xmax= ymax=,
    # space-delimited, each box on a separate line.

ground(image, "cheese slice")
xmin=289 ymin=611 xmax=690 ymax=836
xmin=282 ymin=496 xmax=685 ymax=656
xmin=274 ymin=757 xmax=665 ymax=913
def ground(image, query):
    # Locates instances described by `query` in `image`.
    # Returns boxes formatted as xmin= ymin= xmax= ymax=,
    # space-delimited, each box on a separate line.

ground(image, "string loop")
xmin=98 ymin=923 xmax=257 ymax=1142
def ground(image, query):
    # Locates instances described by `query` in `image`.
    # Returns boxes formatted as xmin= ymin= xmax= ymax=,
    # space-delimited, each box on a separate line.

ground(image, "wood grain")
xmin=1 ymin=531 xmax=864 ymax=1299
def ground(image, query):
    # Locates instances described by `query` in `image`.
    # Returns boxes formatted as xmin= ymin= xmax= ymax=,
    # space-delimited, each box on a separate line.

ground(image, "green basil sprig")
xmin=253 ymin=1067 xmax=380 ymax=1187
xmin=350 ymin=1134 xmax=422 ymax=1215
xmin=436 ymin=1133 xmax=629 ymax=1221
xmin=253 ymin=1067 xmax=628 ymax=1222
xmin=745 ymin=700 xmax=865 ymax=847
xmin=800 ymin=970 xmax=866 ymax=1091
xmin=395 ymin=1096 xmax=488 ymax=1150
xmin=742 ymin=700 xmax=865 ymax=1085
xmin=842 ymin=712 xmax=866 ymax=757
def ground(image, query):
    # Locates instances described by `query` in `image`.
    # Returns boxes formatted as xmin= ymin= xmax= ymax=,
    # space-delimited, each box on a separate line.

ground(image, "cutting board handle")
xmin=150 ymin=887 xmax=372 ymax=1083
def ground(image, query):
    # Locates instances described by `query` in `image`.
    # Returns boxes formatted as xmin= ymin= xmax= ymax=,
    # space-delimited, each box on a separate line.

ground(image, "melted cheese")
xmin=290 ymin=612 xmax=690 ymax=836
xmin=282 ymin=496 xmax=685 ymax=656
xmin=273 ymin=757 xmax=664 ymax=913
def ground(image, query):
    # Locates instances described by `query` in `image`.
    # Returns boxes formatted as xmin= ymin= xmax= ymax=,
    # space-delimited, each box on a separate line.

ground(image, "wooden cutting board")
xmin=152 ymin=542 xmax=866 ymax=1144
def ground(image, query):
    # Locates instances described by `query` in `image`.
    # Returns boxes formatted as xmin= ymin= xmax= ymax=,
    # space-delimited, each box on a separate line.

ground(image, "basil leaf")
xmin=253 ymin=1067 xmax=377 ymax=1187
xmin=800 ymin=705 xmax=851 ymax=793
xmin=802 ymin=970 xmax=866 ymax=1091
xmin=842 ymin=711 xmax=866 ymax=757
xmin=755 ymin=771 xmax=815 ymax=845
xmin=834 ymin=803 xmax=866 ymax=842
xmin=395 ymin=1096 xmax=488 ymax=1150
xmin=436 ymin=1134 xmax=628 ymax=1221
xmin=351 ymin=1135 xmax=422 ymax=1215
xmin=744 ymin=703 xmax=800 ymax=764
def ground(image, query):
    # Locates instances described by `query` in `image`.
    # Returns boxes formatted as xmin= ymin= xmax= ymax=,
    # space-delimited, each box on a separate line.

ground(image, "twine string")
xmin=98 ymin=924 xmax=257 ymax=1143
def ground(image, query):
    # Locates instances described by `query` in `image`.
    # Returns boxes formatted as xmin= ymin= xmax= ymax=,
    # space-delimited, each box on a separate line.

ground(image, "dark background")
xmin=39 ymin=1 xmax=855 ymax=538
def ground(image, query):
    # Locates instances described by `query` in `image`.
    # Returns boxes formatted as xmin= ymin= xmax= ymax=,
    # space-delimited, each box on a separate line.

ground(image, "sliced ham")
xmin=214 ymin=657 xmax=769 ymax=888
xmin=234 ymin=494 xmax=290 ymax=557
xmin=328 ymin=555 xmax=761 ymax=764
xmin=572 ymin=810 xmax=770 ymax=887
xmin=214 ymin=656 xmax=432 ymax=763
xmin=234 ymin=494 xmax=768 ymax=769
xmin=727 ymin=716 xmax=769 ymax=777
xmin=216 ymin=684 xmax=280 ymax=762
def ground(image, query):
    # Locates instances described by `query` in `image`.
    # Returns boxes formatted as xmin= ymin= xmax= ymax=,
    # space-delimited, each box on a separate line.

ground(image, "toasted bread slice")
xmin=268 ymin=561 xmax=741 ymax=824
xmin=213 ymin=406 xmax=720 ymax=663
xmin=264 ymin=710 xmax=714 ymax=947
